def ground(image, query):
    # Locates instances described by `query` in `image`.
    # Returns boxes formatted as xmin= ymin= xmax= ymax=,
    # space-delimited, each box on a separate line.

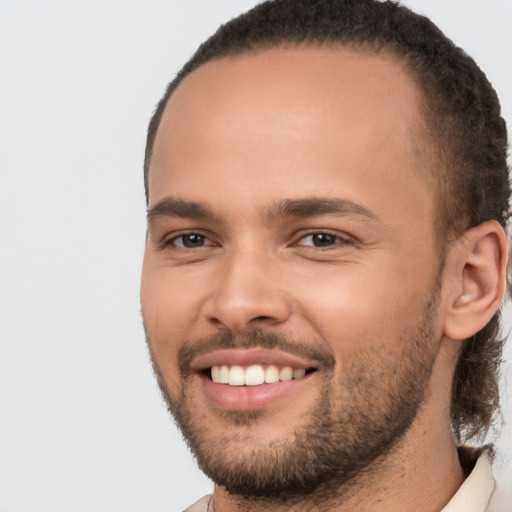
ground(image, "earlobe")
xmin=443 ymin=221 xmax=508 ymax=341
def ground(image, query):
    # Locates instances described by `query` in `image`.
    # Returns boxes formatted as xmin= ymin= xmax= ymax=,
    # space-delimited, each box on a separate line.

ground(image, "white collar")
xmin=441 ymin=451 xmax=495 ymax=512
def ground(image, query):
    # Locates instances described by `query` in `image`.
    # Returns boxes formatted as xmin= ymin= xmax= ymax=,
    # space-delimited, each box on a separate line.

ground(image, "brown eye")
xmin=298 ymin=232 xmax=346 ymax=248
xmin=311 ymin=233 xmax=337 ymax=247
xmin=172 ymin=233 xmax=209 ymax=248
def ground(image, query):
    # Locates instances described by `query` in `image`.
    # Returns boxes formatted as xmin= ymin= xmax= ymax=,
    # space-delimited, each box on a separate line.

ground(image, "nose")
xmin=202 ymin=252 xmax=292 ymax=332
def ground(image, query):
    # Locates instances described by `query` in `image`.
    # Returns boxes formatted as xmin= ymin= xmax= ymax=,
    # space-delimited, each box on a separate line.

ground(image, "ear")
xmin=443 ymin=221 xmax=509 ymax=340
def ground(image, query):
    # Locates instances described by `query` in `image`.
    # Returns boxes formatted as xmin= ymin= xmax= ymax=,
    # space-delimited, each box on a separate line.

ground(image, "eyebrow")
xmin=146 ymin=196 xmax=378 ymax=223
xmin=267 ymin=197 xmax=378 ymax=221
xmin=147 ymin=197 xmax=214 ymax=222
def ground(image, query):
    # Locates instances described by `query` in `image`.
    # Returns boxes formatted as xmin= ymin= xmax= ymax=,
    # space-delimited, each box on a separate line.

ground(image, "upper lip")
xmin=190 ymin=348 xmax=320 ymax=372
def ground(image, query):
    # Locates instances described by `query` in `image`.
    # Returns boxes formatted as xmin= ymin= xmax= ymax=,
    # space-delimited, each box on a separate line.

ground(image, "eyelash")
xmin=294 ymin=230 xmax=352 ymax=249
xmin=164 ymin=231 xmax=216 ymax=249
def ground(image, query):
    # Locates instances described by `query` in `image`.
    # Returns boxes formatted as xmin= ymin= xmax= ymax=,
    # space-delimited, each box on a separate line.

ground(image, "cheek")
xmin=293 ymin=259 xmax=434 ymax=353
xmin=141 ymin=261 xmax=198 ymax=374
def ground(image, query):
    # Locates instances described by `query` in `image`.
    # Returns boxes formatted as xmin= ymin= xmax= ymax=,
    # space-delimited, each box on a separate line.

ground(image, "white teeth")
xmin=264 ymin=365 xmax=280 ymax=383
xmin=293 ymin=368 xmax=306 ymax=379
xmin=210 ymin=364 xmax=308 ymax=385
xmin=228 ymin=365 xmax=245 ymax=386
xmin=279 ymin=367 xmax=293 ymax=382
xmin=245 ymin=365 xmax=265 ymax=386
xmin=218 ymin=365 xmax=229 ymax=384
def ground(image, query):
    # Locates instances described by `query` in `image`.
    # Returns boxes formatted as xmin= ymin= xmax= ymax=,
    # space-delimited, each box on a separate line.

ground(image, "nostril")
xmin=207 ymin=317 xmax=228 ymax=329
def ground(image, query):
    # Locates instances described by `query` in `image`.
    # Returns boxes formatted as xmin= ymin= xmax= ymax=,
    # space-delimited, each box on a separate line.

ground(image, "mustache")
xmin=178 ymin=329 xmax=336 ymax=377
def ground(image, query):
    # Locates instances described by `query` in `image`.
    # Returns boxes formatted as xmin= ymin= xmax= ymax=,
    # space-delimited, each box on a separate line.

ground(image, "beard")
xmin=145 ymin=286 xmax=441 ymax=504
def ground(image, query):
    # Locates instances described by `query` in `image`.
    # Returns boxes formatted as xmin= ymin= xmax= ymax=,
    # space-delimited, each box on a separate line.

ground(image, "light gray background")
xmin=0 ymin=1 xmax=511 ymax=511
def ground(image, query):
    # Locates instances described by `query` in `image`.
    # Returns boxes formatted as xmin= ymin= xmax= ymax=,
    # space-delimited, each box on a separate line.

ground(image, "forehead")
xmin=149 ymin=46 xmax=433 ymax=227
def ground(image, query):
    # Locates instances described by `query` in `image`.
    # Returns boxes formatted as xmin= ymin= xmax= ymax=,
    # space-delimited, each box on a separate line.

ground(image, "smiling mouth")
xmin=206 ymin=364 xmax=318 ymax=386
xmin=190 ymin=349 xmax=321 ymax=410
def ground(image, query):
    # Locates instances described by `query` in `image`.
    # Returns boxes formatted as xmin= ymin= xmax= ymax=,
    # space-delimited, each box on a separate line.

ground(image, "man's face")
xmin=141 ymin=47 xmax=445 ymax=499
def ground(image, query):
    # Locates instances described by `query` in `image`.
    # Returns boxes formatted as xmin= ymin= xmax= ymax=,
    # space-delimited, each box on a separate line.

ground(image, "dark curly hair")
xmin=144 ymin=0 xmax=510 ymax=442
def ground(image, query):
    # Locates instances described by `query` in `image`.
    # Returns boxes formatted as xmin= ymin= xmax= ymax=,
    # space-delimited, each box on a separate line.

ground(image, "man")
xmin=140 ymin=0 xmax=510 ymax=510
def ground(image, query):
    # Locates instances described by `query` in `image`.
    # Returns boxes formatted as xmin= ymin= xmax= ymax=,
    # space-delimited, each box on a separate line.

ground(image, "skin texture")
xmin=141 ymin=47 xmax=508 ymax=511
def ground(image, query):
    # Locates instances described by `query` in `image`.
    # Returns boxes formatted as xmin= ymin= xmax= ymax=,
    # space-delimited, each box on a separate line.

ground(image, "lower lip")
xmin=199 ymin=373 xmax=314 ymax=411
